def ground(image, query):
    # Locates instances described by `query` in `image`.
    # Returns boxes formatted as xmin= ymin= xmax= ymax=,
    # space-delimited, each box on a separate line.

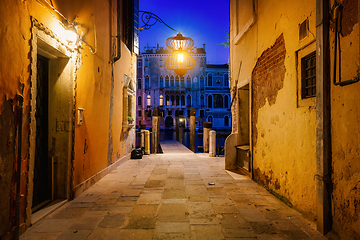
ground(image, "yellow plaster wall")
xmin=230 ymin=0 xmax=318 ymax=219
xmin=329 ymin=0 xmax=360 ymax=237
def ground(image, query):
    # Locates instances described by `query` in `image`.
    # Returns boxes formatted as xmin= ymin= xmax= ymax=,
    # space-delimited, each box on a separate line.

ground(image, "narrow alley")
xmin=21 ymin=141 xmax=327 ymax=240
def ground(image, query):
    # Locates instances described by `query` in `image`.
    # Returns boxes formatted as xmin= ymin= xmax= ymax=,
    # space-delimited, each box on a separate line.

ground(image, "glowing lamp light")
xmin=165 ymin=33 xmax=195 ymax=77
xmin=63 ymin=29 xmax=78 ymax=43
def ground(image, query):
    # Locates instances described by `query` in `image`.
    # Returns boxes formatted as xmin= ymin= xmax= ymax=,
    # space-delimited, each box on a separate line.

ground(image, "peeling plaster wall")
xmin=0 ymin=0 xmax=136 ymax=237
xmin=230 ymin=0 xmax=318 ymax=220
xmin=330 ymin=0 xmax=360 ymax=238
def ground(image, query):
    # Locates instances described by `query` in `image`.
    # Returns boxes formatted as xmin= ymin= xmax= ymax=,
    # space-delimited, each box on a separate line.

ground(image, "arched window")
xmin=214 ymin=94 xmax=223 ymax=108
xmin=186 ymin=76 xmax=191 ymax=88
xmin=187 ymin=95 xmax=191 ymax=106
xmin=224 ymin=73 xmax=229 ymax=86
xmin=208 ymin=95 xmax=213 ymax=108
xmin=160 ymin=75 xmax=164 ymax=88
xmin=224 ymin=116 xmax=229 ymax=126
xmin=207 ymin=73 xmax=213 ymax=86
xmin=137 ymin=78 xmax=142 ymax=89
xmin=200 ymin=75 xmax=204 ymax=88
xmin=181 ymin=95 xmax=185 ymax=106
xmin=147 ymin=95 xmax=151 ymax=107
xmin=138 ymin=96 xmax=142 ymax=105
xmin=159 ymin=95 xmax=164 ymax=106
xmin=159 ymin=57 xmax=163 ymax=67
xmin=200 ymin=57 xmax=204 ymax=67
xmin=145 ymin=75 xmax=150 ymax=89
xmin=208 ymin=116 xmax=213 ymax=122
xmin=224 ymin=95 xmax=229 ymax=108
xmin=145 ymin=57 xmax=149 ymax=66
xmin=175 ymin=76 xmax=180 ymax=87
xmin=176 ymin=95 xmax=180 ymax=106
xmin=171 ymin=95 xmax=175 ymax=106
xmin=170 ymin=75 xmax=174 ymax=87
xmin=166 ymin=95 xmax=170 ymax=106
xmin=200 ymin=95 xmax=204 ymax=107
xmin=180 ymin=76 xmax=185 ymax=87
xmin=165 ymin=75 xmax=169 ymax=87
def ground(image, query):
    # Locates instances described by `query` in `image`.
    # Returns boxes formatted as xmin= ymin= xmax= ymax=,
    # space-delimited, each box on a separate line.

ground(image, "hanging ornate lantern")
xmin=165 ymin=33 xmax=195 ymax=77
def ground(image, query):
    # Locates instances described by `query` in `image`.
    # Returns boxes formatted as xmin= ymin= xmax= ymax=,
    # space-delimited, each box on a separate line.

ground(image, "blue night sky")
xmin=139 ymin=0 xmax=229 ymax=64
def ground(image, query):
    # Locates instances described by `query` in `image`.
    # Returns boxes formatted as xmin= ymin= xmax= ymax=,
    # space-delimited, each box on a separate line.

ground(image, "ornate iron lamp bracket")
xmin=139 ymin=11 xmax=180 ymax=33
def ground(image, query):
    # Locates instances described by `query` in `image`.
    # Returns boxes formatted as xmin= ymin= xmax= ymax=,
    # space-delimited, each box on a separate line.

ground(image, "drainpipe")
xmin=113 ymin=0 xmax=121 ymax=62
xmin=14 ymin=94 xmax=24 ymax=240
xmin=315 ymin=0 xmax=332 ymax=235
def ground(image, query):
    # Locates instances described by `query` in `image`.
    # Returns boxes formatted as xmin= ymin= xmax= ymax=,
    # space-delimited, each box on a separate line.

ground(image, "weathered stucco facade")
xmin=228 ymin=0 xmax=359 ymax=238
xmin=0 ymin=0 xmax=137 ymax=238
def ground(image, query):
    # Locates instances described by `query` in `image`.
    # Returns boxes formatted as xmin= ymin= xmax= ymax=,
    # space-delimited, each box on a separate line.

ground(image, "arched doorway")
xmin=165 ymin=116 xmax=174 ymax=130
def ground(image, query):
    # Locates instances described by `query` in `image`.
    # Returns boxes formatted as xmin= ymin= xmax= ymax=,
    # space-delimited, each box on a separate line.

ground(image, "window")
xmin=180 ymin=76 xmax=185 ymax=87
xmin=145 ymin=109 xmax=151 ymax=118
xmin=168 ymin=110 xmax=172 ymax=116
xmin=208 ymin=95 xmax=213 ymax=108
xmin=186 ymin=76 xmax=191 ymax=88
xmin=200 ymin=57 xmax=204 ymax=67
xmin=224 ymin=116 xmax=229 ymax=126
xmin=159 ymin=57 xmax=163 ymax=67
xmin=200 ymin=110 xmax=205 ymax=117
xmin=175 ymin=76 xmax=180 ymax=87
xmin=302 ymin=52 xmax=316 ymax=98
xmin=200 ymin=75 xmax=204 ymax=88
xmin=176 ymin=95 xmax=180 ymax=106
xmin=224 ymin=73 xmax=229 ymax=86
xmin=160 ymin=75 xmax=164 ymax=88
xmin=137 ymin=78 xmax=141 ymax=89
xmin=122 ymin=0 xmax=139 ymax=54
xmin=166 ymin=95 xmax=169 ymax=106
xmin=147 ymin=95 xmax=151 ymax=107
xmin=144 ymin=57 xmax=149 ymax=66
xmin=181 ymin=95 xmax=185 ymax=106
xmin=138 ymin=61 xmax=141 ymax=68
xmin=208 ymin=116 xmax=213 ymax=122
xmin=170 ymin=75 xmax=174 ymax=87
xmin=138 ymin=110 xmax=142 ymax=117
xmin=159 ymin=95 xmax=164 ymax=106
xmin=200 ymin=95 xmax=204 ymax=107
xmin=224 ymin=95 xmax=229 ymax=108
xmin=145 ymin=75 xmax=150 ymax=89
xmin=187 ymin=110 xmax=190 ymax=117
xmin=187 ymin=95 xmax=191 ymax=107
xmin=171 ymin=95 xmax=175 ymax=106
xmin=165 ymin=75 xmax=169 ymax=87
xmin=138 ymin=96 xmax=142 ymax=105
xmin=213 ymin=94 xmax=223 ymax=108
xmin=207 ymin=73 xmax=213 ymax=86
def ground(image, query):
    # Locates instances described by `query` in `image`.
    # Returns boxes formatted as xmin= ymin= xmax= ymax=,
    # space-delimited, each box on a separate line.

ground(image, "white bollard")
xmin=209 ymin=130 xmax=216 ymax=157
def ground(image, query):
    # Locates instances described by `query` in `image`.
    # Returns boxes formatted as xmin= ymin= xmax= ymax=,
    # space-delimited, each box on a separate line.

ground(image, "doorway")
xmin=32 ymin=54 xmax=52 ymax=211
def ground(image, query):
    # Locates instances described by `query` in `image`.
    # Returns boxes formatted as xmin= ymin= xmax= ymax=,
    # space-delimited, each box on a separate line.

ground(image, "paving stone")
xmin=121 ymin=188 xmax=142 ymax=197
xmin=163 ymin=188 xmax=187 ymax=199
xmin=186 ymin=185 xmax=207 ymax=196
xmin=156 ymin=222 xmax=190 ymax=233
xmin=218 ymin=213 xmax=248 ymax=229
xmin=222 ymin=228 xmax=257 ymax=238
xmin=162 ymin=198 xmax=187 ymax=204
xmin=68 ymin=216 xmax=103 ymax=230
xmin=187 ymin=195 xmax=210 ymax=202
xmin=86 ymin=228 xmax=121 ymax=240
xmin=118 ymin=229 xmax=154 ymax=240
xmin=129 ymin=204 xmax=159 ymax=218
xmin=189 ymin=218 xmax=219 ymax=225
xmin=210 ymin=197 xmax=234 ymax=206
xmin=145 ymin=180 xmax=166 ymax=188
xmin=157 ymin=203 xmax=189 ymax=222
xmin=56 ymin=230 xmax=92 ymax=240
xmin=48 ymin=207 xmax=87 ymax=219
xmin=124 ymin=217 xmax=156 ymax=229
xmin=66 ymin=202 xmax=95 ymax=208
xmin=188 ymin=202 xmax=216 ymax=219
xmin=213 ymin=205 xmax=239 ymax=214
xmin=154 ymin=233 xmax=191 ymax=240
xmin=29 ymin=219 xmax=77 ymax=233
xmin=248 ymin=221 xmax=278 ymax=234
xmin=97 ymin=214 xmax=127 ymax=228
xmin=190 ymin=225 xmax=225 ymax=240
xmin=137 ymin=192 xmax=162 ymax=204
xmin=19 ymin=232 xmax=61 ymax=240
xmin=238 ymin=209 xmax=268 ymax=222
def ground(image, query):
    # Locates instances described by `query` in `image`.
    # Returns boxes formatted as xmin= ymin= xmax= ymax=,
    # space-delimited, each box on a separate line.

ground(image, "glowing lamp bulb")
xmin=177 ymin=53 xmax=184 ymax=63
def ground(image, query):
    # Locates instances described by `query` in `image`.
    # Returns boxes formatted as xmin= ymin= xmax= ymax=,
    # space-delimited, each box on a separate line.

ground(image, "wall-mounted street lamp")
xmin=139 ymin=11 xmax=195 ymax=77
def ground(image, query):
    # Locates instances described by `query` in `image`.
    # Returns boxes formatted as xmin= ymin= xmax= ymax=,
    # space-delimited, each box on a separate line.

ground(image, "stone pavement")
xmin=21 ymin=141 xmax=327 ymax=240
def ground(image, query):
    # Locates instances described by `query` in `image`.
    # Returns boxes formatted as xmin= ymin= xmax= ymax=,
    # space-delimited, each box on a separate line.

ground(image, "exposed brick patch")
xmin=251 ymin=34 xmax=286 ymax=146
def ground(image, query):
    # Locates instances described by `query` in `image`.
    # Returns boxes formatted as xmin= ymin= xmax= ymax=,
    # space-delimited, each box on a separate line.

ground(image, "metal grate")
xmin=302 ymin=52 xmax=316 ymax=98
